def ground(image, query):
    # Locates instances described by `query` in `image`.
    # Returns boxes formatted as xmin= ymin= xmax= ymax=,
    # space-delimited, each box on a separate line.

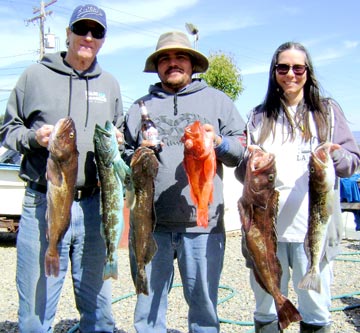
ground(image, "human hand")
xmin=322 ymin=142 xmax=341 ymax=153
xmin=203 ymin=123 xmax=222 ymax=147
xmin=35 ymin=124 xmax=54 ymax=147
xmin=247 ymin=145 xmax=261 ymax=153
xmin=115 ymin=129 xmax=124 ymax=145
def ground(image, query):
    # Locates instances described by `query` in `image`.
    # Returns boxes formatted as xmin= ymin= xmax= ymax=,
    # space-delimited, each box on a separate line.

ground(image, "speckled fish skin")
xmin=130 ymin=146 xmax=159 ymax=295
xmin=181 ymin=120 xmax=216 ymax=228
xmin=94 ymin=120 xmax=132 ymax=280
xmin=298 ymin=143 xmax=335 ymax=293
xmin=238 ymin=148 xmax=302 ymax=330
xmin=45 ymin=117 xmax=78 ymax=277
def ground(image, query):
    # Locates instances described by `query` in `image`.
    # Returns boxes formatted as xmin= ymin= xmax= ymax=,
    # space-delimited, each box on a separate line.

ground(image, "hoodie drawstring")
xmin=68 ymin=73 xmax=90 ymax=128
xmin=85 ymin=77 xmax=90 ymax=127
xmin=67 ymin=74 xmax=73 ymax=117
xmin=174 ymin=93 xmax=178 ymax=115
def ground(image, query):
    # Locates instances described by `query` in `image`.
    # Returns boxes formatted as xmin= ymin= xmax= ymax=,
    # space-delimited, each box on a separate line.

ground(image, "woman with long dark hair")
xmin=235 ymin=42 xmax=360 ymax=333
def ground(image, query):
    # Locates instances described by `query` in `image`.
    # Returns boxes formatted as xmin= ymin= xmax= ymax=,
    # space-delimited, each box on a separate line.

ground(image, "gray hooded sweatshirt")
xmin=0 ymin=51 xmax=122 ymax=188
xmin=123 ymin=79 xmax=245 ymax=233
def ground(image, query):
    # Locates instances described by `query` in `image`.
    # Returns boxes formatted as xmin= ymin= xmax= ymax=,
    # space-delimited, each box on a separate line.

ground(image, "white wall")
xmin=223 ymin=166 xmax=242 ymax=232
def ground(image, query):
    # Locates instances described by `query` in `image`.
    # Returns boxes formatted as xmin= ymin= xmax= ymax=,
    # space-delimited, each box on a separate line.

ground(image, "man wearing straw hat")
xmin=123 ymin=31 xmax=245 ymax=332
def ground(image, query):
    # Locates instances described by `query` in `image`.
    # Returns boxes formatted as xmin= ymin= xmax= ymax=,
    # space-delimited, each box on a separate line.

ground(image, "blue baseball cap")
xmin=69 ymin=4 xmax=107 ymax=30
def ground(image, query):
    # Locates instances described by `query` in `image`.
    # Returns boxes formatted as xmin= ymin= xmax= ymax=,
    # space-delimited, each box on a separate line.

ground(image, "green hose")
xmin=67 ymin=252 xmax=359 ymax=333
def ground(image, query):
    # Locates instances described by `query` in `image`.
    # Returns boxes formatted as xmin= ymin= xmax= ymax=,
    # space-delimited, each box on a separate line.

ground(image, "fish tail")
xmin=44 ymin=249 xmax=60 ymax=277
xmin=298 ymin=267 xmax=321 ymax=293
xmin=277 ymin=296 xmax=302 ymax=330
xmin=136 ymin=268 xmax=149 ymax=295
xmin=103 ymin=259 xmax=118 ymax=280
xmin=197 ymin=208 xmax=209 ymax=228
xmin=125 ymin=188 xmax=136 ymax=210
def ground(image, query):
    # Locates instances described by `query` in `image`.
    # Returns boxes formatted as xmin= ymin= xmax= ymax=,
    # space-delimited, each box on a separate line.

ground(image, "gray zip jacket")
xmin=0 ymin=51 xmax=122 ymax=188
xmin=123 ymin=79 xmax=245 ymax=233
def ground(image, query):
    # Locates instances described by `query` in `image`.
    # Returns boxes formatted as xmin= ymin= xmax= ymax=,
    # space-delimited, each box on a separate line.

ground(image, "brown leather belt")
xmin=27 ymin=181 xmax=99 ymax=201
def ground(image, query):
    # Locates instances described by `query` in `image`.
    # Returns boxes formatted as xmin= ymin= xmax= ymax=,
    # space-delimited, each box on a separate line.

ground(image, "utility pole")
xmin=25 ymin=0 xmax=57 ymax=60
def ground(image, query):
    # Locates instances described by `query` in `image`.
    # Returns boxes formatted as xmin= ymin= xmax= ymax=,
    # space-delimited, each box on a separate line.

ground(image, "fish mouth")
xmin=94 ymin=122 xmax=118 ymax=164
xmin=95 ymin=124 xmax=112 ymax=137
xmin=250 ymin=149 xmax=275 ymax=174
xmin=311 ymin=143 xmax=331 ymax=169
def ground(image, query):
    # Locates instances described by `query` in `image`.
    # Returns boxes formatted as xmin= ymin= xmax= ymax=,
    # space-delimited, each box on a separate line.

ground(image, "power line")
xmin=25 ymin=0 xmax=57 ymax=60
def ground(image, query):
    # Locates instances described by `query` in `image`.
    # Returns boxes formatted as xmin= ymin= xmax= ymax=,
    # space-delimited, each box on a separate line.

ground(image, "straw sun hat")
xmin=144 ymin=31 xmax=209 ymax=73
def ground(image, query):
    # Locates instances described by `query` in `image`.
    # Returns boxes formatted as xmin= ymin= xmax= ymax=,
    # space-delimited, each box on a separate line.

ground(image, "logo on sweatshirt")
xmin=87 ymin=91 xmax=107 ymax=103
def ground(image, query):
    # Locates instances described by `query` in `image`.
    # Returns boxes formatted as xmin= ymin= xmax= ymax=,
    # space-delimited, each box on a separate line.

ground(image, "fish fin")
xmin=326 ymin=191 xmax=335 ymax=214
xmin=197 ymin=208 xmax=209 ymax=228
xmin=303 ymin=233 xmax=310 ymax=258
xmin=277 ymin=296 xmax=302 ymax=330
xmin=113 ymin=156 xmax=130 ymax=183
xmin=46 ymin=159 xmax=63 ymax=187
xmin=100 ymin=219 xmax=106 ymax=239
xmin=298 ymin=267 xmax=321 ymax=293
xmin=238 ymin=199 xmax=252 ymax=233
xmin=183 ymin=161 xmax=199 ymax=206
xmin=144 ymin=234 xmax=158 ymax=264
xmin=126 ymin=188 xmax=136 ymax=209
xmin=253 ymin=268 xmax=269 ymax=293
xmin=44 ymin=249 xmax=60 ymax=277
xmin=136 ymin=268 xmax=149 ymax=295
xmin=103 ymin=260 xmax=118 ymax=280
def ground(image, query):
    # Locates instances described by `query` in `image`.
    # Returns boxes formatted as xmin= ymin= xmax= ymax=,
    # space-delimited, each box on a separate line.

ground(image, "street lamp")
xmin=185 ymin=23 xmax=199 ymax=77
xmin=185 ymin=23 xmax=199 ymax=50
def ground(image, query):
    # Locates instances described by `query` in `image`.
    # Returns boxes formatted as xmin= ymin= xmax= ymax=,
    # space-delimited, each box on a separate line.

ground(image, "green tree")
xmin=200 ymin=51 xmax=244 ymax=101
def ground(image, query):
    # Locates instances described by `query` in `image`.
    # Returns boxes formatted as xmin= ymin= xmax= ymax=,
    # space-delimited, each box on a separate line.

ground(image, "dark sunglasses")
xmin=70 ymin=23 xmax=105 ymax=39
xmin=275 ymin=64 xmax=307 ymax=75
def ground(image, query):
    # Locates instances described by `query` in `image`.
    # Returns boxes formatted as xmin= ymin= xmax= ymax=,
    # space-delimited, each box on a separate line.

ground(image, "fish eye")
xmin=309 ymin=166 xmax=315 ymax=173
xmin=69 ymin=132 xmax=74 ymax=139
xmin=268 ymin=174 xmax=274 ymax=182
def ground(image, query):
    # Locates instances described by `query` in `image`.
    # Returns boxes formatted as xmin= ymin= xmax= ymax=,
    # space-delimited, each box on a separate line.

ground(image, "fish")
xmin=130 ymin=146 xmax=159 ymax=295
xmin=94 ymin=120 xmax=133 ymax=280
xmin=45 ymin=117 xmax=78 ymax=277
xmin=298 ymin=142 xmax=335 ymax=293
xmin=238 ymin=148 xmax=302 ymax=330
xmin=181 ymin=120 xmax=216 ymax=228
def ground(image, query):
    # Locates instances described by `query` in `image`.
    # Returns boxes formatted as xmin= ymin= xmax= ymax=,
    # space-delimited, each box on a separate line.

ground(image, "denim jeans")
xmin=250 ymin=242 xmax=333 ymax=326
xmin=129 ymin=231 xmax=225 ymax=333
xmin=16 ymin=187 xmax=114 ymax=333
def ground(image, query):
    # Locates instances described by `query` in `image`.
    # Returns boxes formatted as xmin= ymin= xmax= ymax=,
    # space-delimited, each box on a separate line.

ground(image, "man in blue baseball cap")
xmin=0 ymin=3 xmax=123 ymax=333
xmin=69 ymin=3 xmax=107 ymax=31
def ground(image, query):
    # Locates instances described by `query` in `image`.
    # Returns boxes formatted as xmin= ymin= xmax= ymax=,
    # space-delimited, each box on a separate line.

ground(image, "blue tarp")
xmin=340 ymin=174 xmax=360 ymax=203
xmin=0 ymin=163 xmax=20 ymax=171
xmin=340 ymin=174 xmax=360 ymax=231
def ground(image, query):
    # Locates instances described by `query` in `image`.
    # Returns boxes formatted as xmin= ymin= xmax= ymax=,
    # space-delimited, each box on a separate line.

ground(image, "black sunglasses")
xmin=70 ymin=22 xmax=105 ymax=39
xmin=275 ymin=64 xmax=307 ymax=75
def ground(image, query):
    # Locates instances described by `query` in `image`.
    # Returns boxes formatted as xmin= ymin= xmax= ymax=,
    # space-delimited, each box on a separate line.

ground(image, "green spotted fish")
xmin=94 ymin=120 xmax=133 ymax=280
xmin=298 ymin=142 xmax=335 ymax=293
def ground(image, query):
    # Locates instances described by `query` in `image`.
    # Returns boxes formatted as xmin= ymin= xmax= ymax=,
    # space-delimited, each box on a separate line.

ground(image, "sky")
xmin=0 ymin=0 xmax=359 ymax=131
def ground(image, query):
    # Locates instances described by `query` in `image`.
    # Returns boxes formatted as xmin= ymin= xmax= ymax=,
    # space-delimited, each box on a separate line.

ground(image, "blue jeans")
xmin=250 ymin=242 xmax=333 ymax=326
xmin=16 ymin=187 xmax=114 ymax=333
xmin=129 ymin=231 xmax=225 ymax=333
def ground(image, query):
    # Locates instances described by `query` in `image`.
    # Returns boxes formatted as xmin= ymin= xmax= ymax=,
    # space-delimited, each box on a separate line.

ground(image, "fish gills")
xmin=94 ymin=121 xmax=132 ymax=280
xmin=238 ymin=148 xmax=302 ymax=330
xmin=130 ymin=147 xmax=159 ymax=295
xmin=181 ymin=120 xmax=216 ymax=228
xmin=298 ymin=143 xmax=335 ymax=293
xmin=45 ymin=117 xmax=78 ymax=277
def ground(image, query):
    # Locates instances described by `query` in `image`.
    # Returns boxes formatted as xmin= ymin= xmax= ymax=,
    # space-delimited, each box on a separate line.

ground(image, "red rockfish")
xmin=181 ymin=120 xmax=216 ymax=228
